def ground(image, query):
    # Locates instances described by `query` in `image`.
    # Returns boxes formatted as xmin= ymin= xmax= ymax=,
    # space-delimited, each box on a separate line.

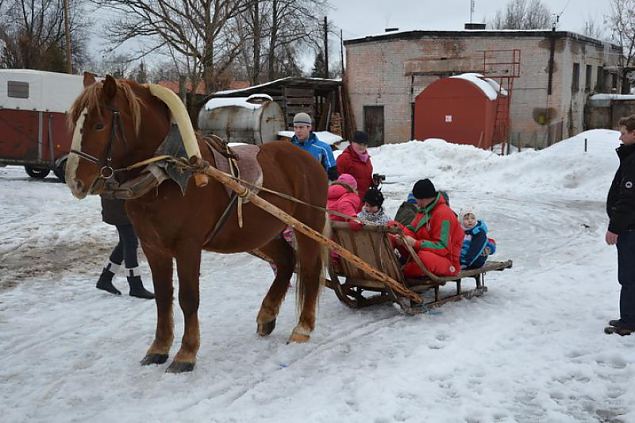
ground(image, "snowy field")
xmin=1 ymin=130 xmax=634 ymax=423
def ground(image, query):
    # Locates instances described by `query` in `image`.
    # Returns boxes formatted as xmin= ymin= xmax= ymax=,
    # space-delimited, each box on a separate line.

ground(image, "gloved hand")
xmin=348 ymin=220 xmax=364 ymax=232
xmin=386 ymin=220 xmax=402 ymax=231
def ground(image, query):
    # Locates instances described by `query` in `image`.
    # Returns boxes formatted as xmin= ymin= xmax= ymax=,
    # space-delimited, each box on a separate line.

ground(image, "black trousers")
xmin=109 ymin=224 xmax=139 ymax=269
xmin=617 ymin=230 xmax=635 ymax=327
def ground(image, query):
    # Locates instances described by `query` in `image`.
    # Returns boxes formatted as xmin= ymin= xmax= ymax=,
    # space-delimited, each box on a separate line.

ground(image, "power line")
xmin=558 ymin=0 xmax=572 ymax=18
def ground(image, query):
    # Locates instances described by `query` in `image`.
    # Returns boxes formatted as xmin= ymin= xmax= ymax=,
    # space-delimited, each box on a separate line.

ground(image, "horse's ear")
xmin=103 ymin=75 xmax=117 ymax=101
xmin=83 ymin=72 xmax=97 ymax=88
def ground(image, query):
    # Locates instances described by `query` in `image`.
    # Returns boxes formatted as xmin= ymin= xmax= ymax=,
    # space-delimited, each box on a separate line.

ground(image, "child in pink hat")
xmin=327 ymin=174 xmax=361 ymax=221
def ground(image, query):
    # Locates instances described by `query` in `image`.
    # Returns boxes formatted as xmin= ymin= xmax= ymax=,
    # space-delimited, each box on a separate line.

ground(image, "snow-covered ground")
xmin=1 ymin=129 xmax=634 ymax=423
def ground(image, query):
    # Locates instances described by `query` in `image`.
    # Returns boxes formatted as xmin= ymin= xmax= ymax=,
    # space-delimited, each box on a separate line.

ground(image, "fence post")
xmin=584 ymin=138 xmax=587 ymax=153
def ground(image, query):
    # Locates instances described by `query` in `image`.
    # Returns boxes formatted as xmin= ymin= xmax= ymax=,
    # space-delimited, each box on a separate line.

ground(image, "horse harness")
xmin=70 ymin=108 xmax=130 ymax=181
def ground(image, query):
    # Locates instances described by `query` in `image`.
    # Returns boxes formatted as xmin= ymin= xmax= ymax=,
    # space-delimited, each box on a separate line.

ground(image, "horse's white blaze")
xmin=66 ymin=108 xmax=87 ymax=198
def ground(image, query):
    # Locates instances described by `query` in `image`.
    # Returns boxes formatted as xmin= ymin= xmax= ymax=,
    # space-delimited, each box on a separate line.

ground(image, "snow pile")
xmin=369 ymin=129 xmax=619 ymax=201
xmin=203 ymin=97 xmax=262 ymax=111
xmin=449 ymin=73 xmax=503 ymax=99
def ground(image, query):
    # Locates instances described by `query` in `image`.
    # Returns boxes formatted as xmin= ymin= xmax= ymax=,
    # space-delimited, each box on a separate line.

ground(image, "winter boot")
xmin=96 ymin=268 xmax=121 ymax=295
xmin=126 ymin=267 xmax=154 ymax=299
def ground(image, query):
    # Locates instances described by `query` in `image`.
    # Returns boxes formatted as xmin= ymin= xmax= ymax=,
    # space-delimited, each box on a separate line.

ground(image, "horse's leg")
xmin=140 ymin=248 xmax=174 ymax=366
xmin=166 ymin=247 xmax=202 ymax=373
xmin=256 ymin=236 xmax=295 ymax=336
xmin=288 ymin=231 xmax=324 ymax=343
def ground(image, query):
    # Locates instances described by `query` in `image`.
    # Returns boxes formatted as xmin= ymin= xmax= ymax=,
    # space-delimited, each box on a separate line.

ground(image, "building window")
xmin=596 ymin=66 xmax=604 ymax=92
xmin=572 ymin=63 xmax=580 ymax=92
xmin=7 ymin=81 xmax=29 ymax=98
xmin=585 ymin=65 xmax=592 ymax=92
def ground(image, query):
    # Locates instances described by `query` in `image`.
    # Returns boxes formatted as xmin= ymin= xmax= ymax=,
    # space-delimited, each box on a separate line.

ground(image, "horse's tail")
xmin=295 ymin=213 xmax=330 ymax=317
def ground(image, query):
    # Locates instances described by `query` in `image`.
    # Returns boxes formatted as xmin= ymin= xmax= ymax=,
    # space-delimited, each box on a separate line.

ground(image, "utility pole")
xmin=340 ymin=29 xmax=344 ymax=76
xmin=323 ymin=17 xmax=329 ymax=79
xmin=63 ymin=0 xmax=72 ymax=73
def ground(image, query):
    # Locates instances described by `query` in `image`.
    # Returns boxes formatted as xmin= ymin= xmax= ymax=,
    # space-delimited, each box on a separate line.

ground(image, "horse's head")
xmin=66 ymin=73 xmax=150 ymax=199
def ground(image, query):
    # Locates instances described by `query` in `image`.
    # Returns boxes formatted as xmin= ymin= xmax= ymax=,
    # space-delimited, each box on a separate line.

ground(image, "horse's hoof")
xmin=257 ymin=319 xmax=276 ymax=336
xmin=166 ymin=360 xmax=195 ymax=373
xmin=140 ymin=353 xmax=169 ymax=365
xmin=287 ymin=332 xmax=310 ymax=344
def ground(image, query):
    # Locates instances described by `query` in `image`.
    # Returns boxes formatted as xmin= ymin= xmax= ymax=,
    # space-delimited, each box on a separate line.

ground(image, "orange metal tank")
xmin=414 ymin=74 xmax=503 ymax=149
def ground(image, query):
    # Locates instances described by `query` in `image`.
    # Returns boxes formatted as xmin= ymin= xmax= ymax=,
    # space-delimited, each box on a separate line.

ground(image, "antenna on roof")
xmin=469 ymin=0 xmax=475 ymax=23
xmin=552 ymin=14 xmax=559 ymax=31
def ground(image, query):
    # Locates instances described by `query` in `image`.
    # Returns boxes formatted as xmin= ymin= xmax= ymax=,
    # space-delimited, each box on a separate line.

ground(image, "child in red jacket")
xmin=327 ymin=173 xmax=361 ymax=221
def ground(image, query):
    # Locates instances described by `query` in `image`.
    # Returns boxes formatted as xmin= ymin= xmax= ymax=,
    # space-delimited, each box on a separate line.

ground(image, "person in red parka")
xmin=327 ymin=173 xmax=361 ymax=221
xmin=398 ymin=179 xmax=463 ymax=278
xmin=336 ymin=131 xmax=373 ymax=210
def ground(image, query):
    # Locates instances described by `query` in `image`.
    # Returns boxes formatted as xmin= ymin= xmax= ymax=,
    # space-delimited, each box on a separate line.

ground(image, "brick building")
xmin=343 ymin=30 xmax=622 ymax=148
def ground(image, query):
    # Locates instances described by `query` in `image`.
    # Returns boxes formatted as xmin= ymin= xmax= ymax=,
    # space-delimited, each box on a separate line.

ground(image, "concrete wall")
xmin=344 ymin=31 xmax=621 ymax=148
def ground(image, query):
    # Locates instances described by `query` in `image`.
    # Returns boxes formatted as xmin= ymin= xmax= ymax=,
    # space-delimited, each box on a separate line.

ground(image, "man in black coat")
xmin=97 ymin=197 xmax=154 ymax=299
xmin=606 ymin=114 xmax=635 ymax=334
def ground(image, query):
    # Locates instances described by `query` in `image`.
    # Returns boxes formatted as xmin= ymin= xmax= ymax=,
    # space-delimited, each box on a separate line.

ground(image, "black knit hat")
xmin=363 ymin=188 xmax=384 ymax=207
xmin=352 ymin=130 xmax=369 ymax=144
xmin=412 ymin=178 xmax=436 ymax=199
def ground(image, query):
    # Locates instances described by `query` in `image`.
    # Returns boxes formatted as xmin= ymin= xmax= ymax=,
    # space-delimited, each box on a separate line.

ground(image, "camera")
xmin=372 ymin=173 xmax=386 ymax=186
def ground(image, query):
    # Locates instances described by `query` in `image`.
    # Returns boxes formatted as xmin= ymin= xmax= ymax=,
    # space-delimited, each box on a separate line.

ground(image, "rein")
xmin=187 ymin=159 xmax=358 ymax=222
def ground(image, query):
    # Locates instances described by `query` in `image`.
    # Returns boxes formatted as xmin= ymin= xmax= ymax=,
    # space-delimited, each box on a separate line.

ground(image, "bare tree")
xmin=607 ymin=0 xmax=635 ymax=93
xmin=91 ymin=52 xmax=135 ymax=78
xmin=490 ymin=0 xmax=551 ymax=30
xmin=235 ymin=0 xmax=328 ymax=84
xmin=583 ymin=17 xmax=606 ymax=40
xmin=93 ymin=0 xmax=253 ymax=93
xmin=0 ymin=0 xmax=89 ymax=71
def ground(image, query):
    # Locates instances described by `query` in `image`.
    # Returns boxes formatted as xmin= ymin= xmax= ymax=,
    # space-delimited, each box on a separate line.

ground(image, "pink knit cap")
xmin=337 ymin=173 xmax=357 ymax=190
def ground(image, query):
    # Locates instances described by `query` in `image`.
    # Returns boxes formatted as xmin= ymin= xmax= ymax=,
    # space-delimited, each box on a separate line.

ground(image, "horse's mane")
xmin=68 ymin=79 xmax=142 ymax=135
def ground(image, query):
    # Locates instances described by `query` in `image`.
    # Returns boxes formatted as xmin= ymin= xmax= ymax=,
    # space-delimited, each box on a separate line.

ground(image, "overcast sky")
xmin=327 ymin=0 xmax=611 ymax=41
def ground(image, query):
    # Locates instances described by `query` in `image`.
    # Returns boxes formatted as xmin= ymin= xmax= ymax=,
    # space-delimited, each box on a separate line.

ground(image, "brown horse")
xmin=65 ymin=74 xmax=329 ymax=373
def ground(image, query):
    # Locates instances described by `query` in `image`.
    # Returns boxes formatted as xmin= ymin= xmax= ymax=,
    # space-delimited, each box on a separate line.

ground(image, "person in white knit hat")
xmin=459 ymin=206 xmax=496 ymax=270
xmin=290 ymin=112 xmax=338 ymax=181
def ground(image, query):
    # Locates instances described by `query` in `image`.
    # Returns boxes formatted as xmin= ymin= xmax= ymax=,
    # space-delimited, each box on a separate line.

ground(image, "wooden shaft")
xmin=201 ymin=165 xmax=421 ymax=303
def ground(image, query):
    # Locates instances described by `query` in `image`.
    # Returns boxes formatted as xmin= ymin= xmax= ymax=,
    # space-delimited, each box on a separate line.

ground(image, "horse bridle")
xmin=70 ymin=107 xmax=129 ymax=180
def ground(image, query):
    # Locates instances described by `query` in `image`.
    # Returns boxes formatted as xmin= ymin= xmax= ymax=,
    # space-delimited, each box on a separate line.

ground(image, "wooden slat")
xmin=285 ymin=97 xmax=315 ymax=105
xmin=284 ymin=87 xmax=314 ymax=97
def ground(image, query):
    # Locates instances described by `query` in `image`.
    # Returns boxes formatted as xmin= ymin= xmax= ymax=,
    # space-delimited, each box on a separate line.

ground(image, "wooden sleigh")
xmin=325 ymin=222 xmax=513 ymax=315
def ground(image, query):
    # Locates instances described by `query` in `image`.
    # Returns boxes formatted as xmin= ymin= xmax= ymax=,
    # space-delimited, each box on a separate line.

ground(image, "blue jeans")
xmin=617 ymin=230 xmax=635 ymax=328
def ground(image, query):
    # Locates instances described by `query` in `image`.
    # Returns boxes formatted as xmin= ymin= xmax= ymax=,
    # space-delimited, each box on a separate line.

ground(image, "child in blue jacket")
xmin=460 ymin=207 xmax=495 ymax=270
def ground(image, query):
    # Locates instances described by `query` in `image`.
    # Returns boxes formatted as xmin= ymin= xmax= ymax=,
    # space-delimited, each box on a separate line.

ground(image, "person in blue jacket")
xmin=459 ymin=207 xmax=495 ymax=270
xmin=290 ymin=112 xmax=338 ymax=181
